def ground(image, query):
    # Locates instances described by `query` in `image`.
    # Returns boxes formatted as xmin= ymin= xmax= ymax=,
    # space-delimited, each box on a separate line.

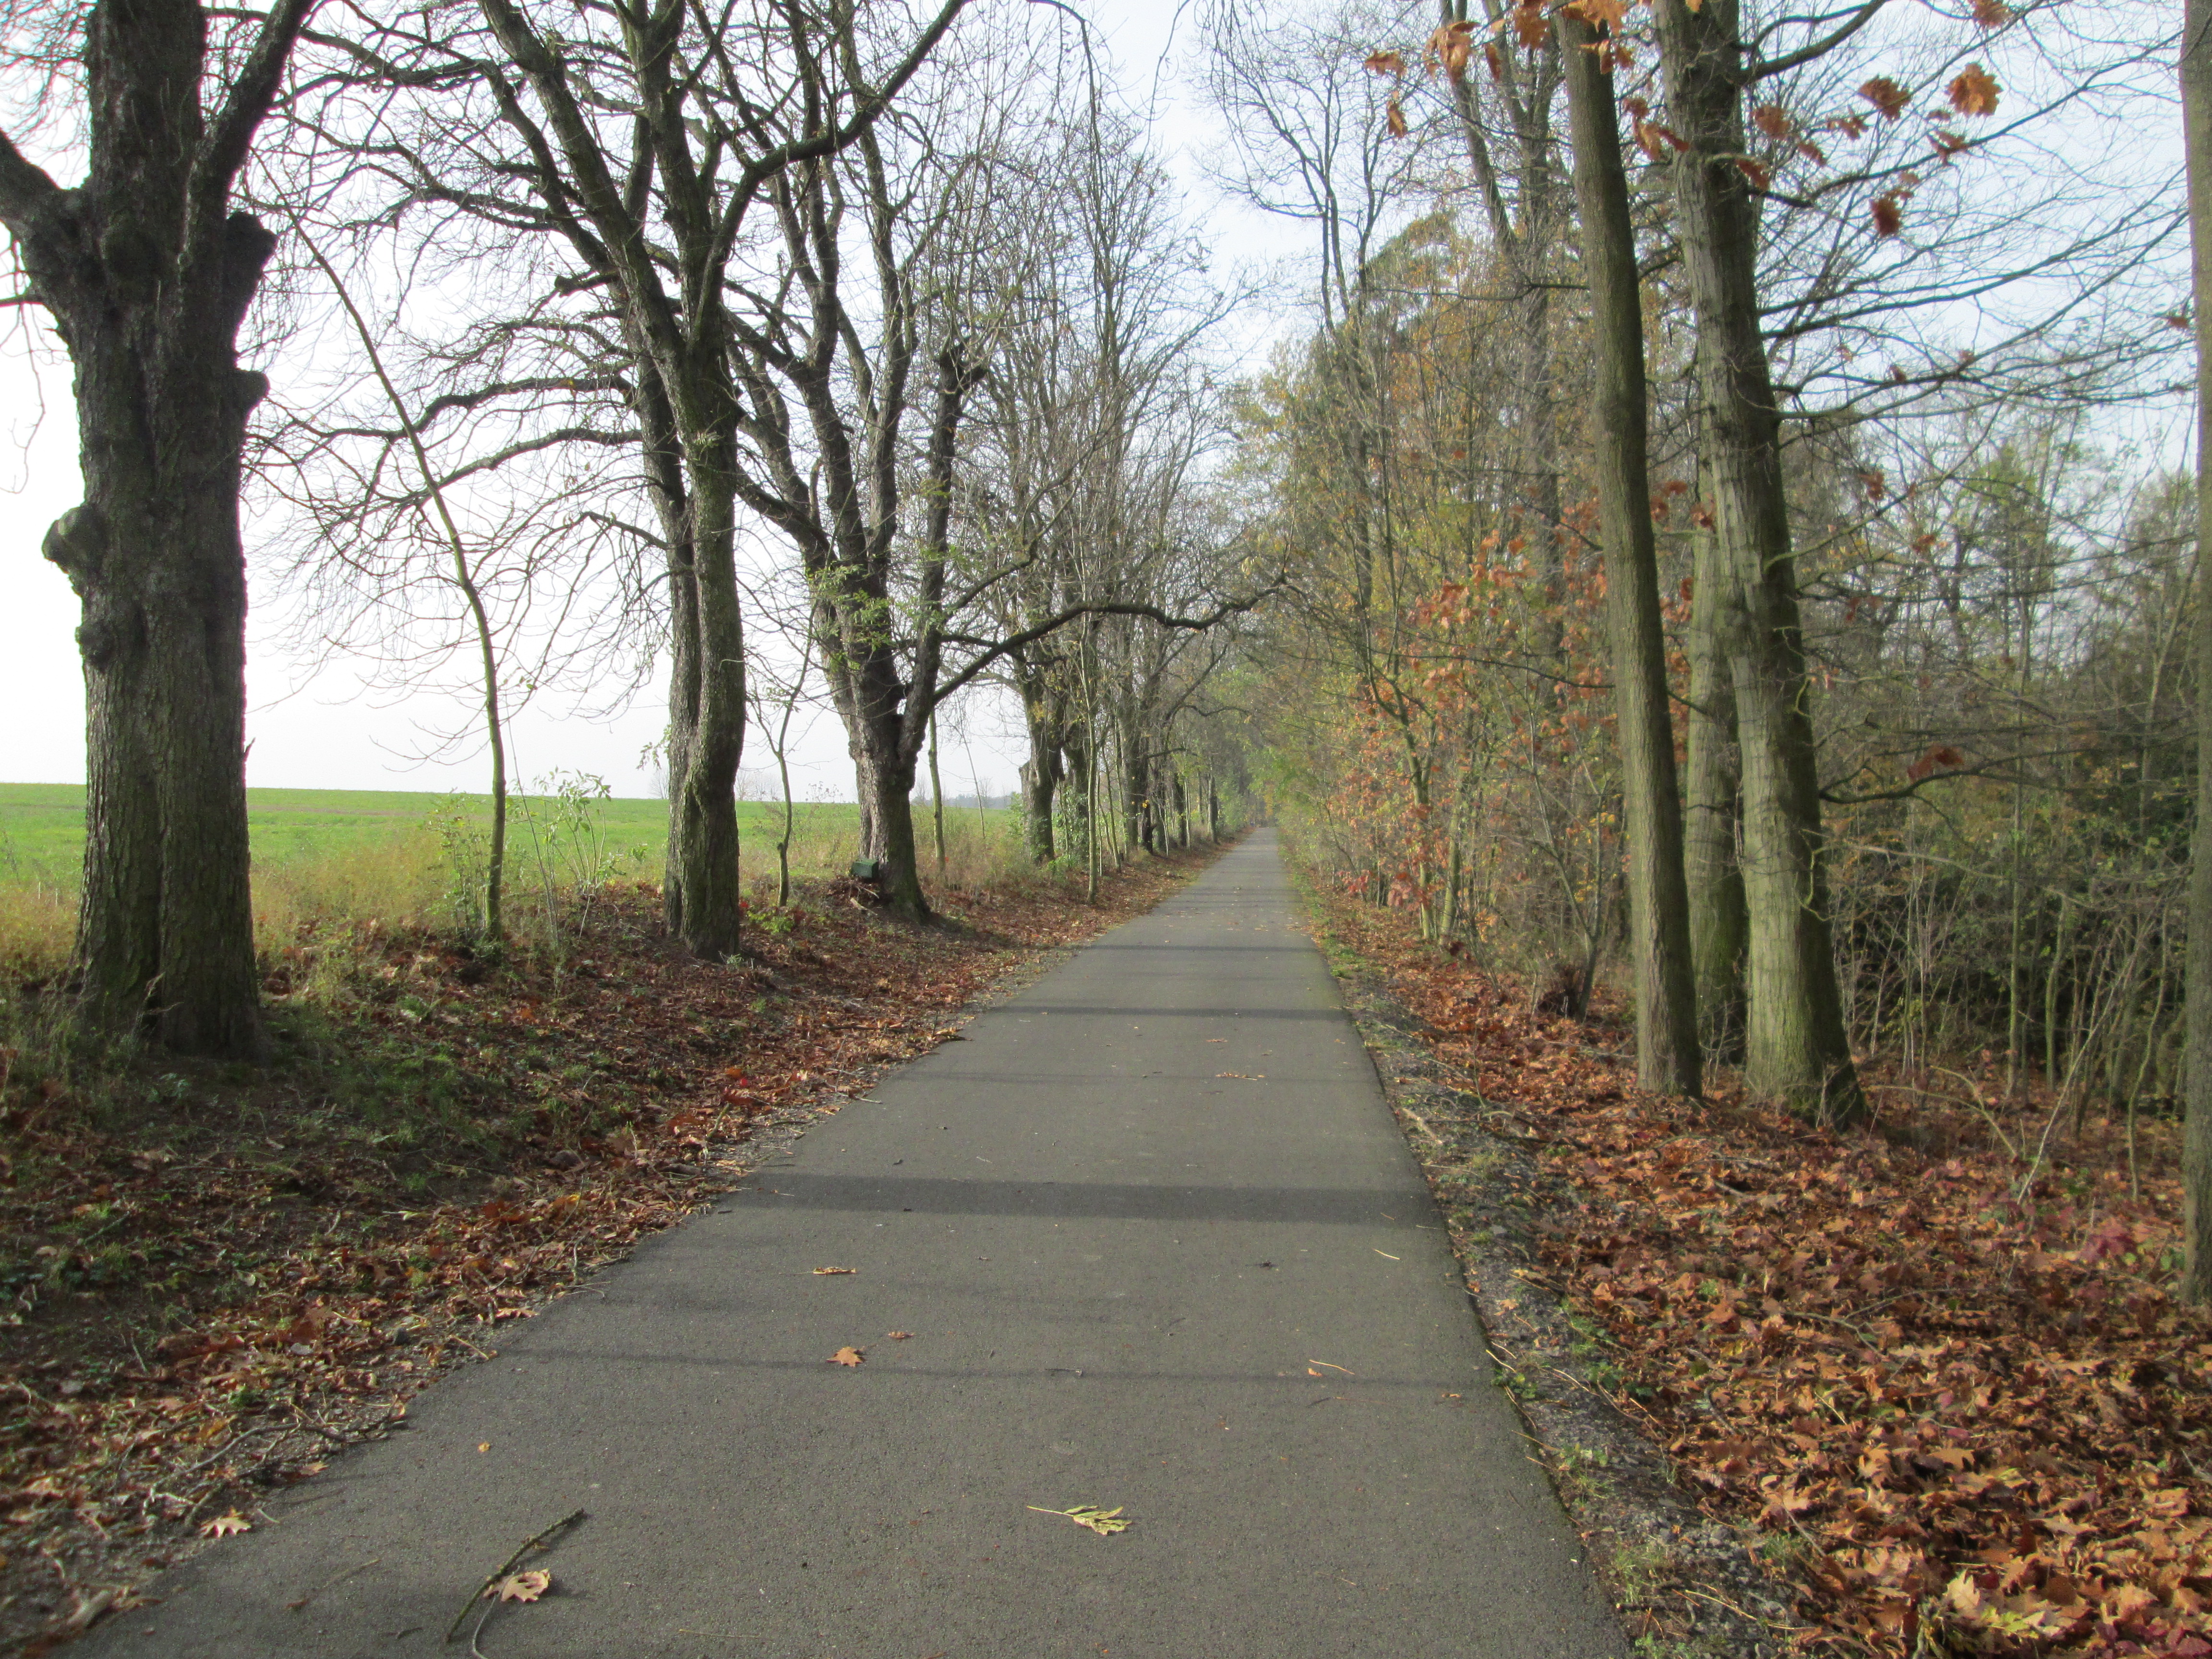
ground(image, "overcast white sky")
xmin=0 ymin=0 xmax=1301 ymax=803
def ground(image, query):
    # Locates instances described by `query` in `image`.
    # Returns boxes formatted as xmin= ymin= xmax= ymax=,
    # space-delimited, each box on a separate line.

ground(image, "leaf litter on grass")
xmin=0 ymin=848 xmax=1223 ymax=1651
xmin=1309 ymin=883 xmax=2212 ymax=1658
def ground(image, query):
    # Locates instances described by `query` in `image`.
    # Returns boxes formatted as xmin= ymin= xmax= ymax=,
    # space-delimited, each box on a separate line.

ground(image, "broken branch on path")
xmin=445 ymin=1508 xmax=584 ymax=1645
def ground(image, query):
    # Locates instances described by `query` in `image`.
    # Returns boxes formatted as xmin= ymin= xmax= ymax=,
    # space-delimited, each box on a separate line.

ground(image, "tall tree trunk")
xmin=7 ymin=0 xmax=317 ymax=1059
xmin=1655 ymin=0 xmax=1863 ymax=1125
xmin=929 ymin=710 xmax=947 ymax=875
xmin=2178 ymin=0 xmax=2212 ymax=1302
xmin=1685 ymin=459 xmax=1749 ymax=1058
xmin=1558 ymin=11 xmax=1700 ymax=1097
xmin=855 ymin=747 xmax=926 ymax=914
xmin=633 ymin=349 xmax=744 ymax=960
xmin=670 ymin=442 xmax=747 ymax=957
xmin=1016 ymin=661 xmax=1063 ymax=864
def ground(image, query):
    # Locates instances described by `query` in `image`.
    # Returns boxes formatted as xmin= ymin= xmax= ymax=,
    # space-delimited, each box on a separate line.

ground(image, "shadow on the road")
xmin=1001 ymin=1003 xmax=1339 ymax=1020
xmin=730 ymin=1174 xmax=1414 ymax=1226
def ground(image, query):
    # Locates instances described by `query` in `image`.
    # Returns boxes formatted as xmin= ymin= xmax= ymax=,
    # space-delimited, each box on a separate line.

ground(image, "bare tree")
xmin=302 ymin=0 xmax=967 ymax=955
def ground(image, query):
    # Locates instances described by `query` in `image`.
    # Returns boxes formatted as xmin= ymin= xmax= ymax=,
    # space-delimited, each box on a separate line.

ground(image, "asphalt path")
xmin=88 ymin=829 xmax=1625 ymax=1658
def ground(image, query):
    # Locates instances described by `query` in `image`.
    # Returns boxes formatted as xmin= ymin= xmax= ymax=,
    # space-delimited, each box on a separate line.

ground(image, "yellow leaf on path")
xmin=1027 ymin=1503 xmax=1131 ymax=1537
xmin=489 ymin=1569 xmax=551 ymax=1603
xmin=887 ymin=1331 xmax=915 ymax=1340
xmin=203 ymin=1513 xmax=252 ymax=1538
xmin=829 ymin=1346 xmax=866 ymax=1367
xmin=813 ymin=1266 xmax=856 ymax=1275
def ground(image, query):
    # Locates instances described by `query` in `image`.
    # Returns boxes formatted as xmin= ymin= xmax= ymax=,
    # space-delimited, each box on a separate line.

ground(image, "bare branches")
xmin=0 ymin=128 xmax=58 ymax=225
xmin=195 ymin=0 xmax=323 ymax=221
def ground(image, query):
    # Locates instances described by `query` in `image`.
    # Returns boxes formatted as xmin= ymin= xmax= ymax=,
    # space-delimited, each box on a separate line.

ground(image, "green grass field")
xmin=0 ymin=783 xmax=857 ymax=888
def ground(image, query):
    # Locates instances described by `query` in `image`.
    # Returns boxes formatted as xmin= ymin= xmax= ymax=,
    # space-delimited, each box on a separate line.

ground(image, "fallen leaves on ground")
xmin=812 ymin=1267 xmax=856 ymax=1275
xmin=489 ymin=1569 xmax=550 ymax=1603
xmin=1026 ymin=1503 xmax=1130 ymax=1536
xmin=1311 ymin=885 xmax=2210 ymax=1658
xmin=827 ymin=1346 xmax=866 ymax=1368
xmin=0 ymin=848 xmax=1219 ymax=1648
xmin=200 ymin=1513 xmax=250 ymax=1538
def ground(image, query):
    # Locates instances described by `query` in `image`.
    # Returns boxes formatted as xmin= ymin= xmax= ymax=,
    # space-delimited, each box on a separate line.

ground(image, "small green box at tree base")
xmin=849 ymin=859 xmax=883 ymax=882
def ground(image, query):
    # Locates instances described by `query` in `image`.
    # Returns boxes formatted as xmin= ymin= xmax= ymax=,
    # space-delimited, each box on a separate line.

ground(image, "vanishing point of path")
xmin=89 ymin=830 xmax=1627 ymax=1659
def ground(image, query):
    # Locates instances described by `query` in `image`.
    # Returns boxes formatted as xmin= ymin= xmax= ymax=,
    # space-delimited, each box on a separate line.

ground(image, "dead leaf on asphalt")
xmin=0 ymin=850 xmax=1220 ymax=1655
xmin=488 ymin=1569 xmax=551 ymax=1603
xmin=1025 ymin=1503 xmax=1131 ymax=1536
xmin=886 ymin=1331 xmax=914 ymax=1340
xmin=812 ymin=1267 xmax=856 ymax=1275
xmin=828 ymin=1346 xmax=866 ymax=1367
xmin=202 ymin=1513 xmax=251 ymax=1538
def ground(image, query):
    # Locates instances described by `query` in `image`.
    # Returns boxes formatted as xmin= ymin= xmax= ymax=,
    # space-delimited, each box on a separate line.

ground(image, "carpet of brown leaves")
xmin=1311 ymin=887 xmax=2211 ymax=1659
xmin=0 ymin=849 xmax=1215 ymax=1652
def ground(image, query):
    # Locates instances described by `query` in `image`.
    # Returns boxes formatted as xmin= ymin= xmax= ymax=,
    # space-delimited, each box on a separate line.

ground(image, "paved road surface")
xmin=88 ymin=830 xmax=1625 ymax=1658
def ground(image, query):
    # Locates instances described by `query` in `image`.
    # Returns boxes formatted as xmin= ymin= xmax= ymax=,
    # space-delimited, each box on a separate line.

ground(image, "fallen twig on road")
xmin=446 ymin=1508 xmax=584 ymax=1647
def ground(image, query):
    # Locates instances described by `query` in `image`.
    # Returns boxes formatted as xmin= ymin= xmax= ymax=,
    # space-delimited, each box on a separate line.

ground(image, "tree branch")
xmin=0 ymin=129 xmax=59 ymax=227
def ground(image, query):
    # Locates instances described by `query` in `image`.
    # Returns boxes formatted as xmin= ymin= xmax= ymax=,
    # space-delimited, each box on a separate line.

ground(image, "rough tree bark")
xmin=2179 ymin=0 xmax=2212 ymax=1303
xmin=1015 ymin=656 xmax=1067 ymax=864
xmin=1 ymin=0 xmax=318 ymax=1058
xmin=1557 ymin=10 xmax=1700 ymax=1096
xmin=1654 ymin=0 xmax=1864 ymax=1125
xmin=1685 ymin=454 xmax=1750 ymax=1058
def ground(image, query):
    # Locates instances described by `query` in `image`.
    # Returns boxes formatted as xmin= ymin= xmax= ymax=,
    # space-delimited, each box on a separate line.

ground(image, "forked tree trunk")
xmin=1558 ymin=11 xmax=1700 ymax=1097
xmin=1655 ymin=0 xmax=1864 ymax=1125
xmin=5 ymin=0 xmax=316 ymax=1058
xmin=2178 ymin=0 xmax=2212 ymax=1303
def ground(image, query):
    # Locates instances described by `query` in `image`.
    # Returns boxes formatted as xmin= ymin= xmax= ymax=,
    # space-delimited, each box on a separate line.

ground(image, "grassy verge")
xmin=0 ymin=832 xmax=1223 ymax=1652
xmin=0 ymin=785 xmax=1046 ymax=981
xmin=1293 ymin=869 xmax=2211 ymax=1659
